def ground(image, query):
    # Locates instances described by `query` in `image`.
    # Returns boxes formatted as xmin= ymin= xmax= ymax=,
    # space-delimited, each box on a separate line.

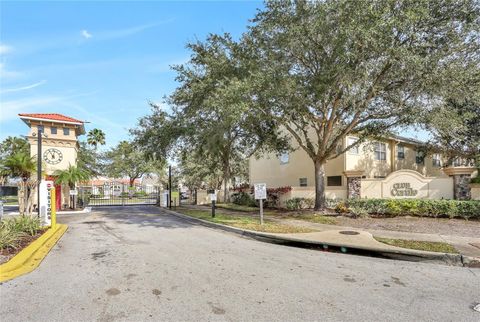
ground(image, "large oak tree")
xmin=246 ymin=0 xmax=479 ymax=209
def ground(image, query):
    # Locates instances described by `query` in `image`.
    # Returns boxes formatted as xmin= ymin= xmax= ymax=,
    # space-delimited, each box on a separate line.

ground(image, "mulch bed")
xmin=0 ymin=229 xmax=47 ymax=265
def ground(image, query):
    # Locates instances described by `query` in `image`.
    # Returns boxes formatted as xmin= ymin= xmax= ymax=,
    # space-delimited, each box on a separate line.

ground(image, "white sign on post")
xmin=254 ymin=183 xmax=267 ymax=225
xmin=69 ymin=189 xmax=78 ymax=196
xmin=39 ymin=180 xmax=54 ymax=226
xmin=210 ymin=193 xmax=217 ymax=202
xmin=254 ymin=183 xmax=267 ymax=200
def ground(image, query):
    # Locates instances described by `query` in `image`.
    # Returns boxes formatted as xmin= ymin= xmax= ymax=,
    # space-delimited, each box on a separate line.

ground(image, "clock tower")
xmin=19 ymin=113 xmax=85 ymax=209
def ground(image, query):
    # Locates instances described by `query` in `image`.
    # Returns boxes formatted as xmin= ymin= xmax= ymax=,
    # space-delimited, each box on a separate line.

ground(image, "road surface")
xmin=1 ymin=206 xmax=479 ymax=321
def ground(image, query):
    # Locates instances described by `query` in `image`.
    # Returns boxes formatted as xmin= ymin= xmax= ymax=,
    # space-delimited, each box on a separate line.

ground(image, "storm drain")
xmin=339 ymin=231 xmax=360 ymax=235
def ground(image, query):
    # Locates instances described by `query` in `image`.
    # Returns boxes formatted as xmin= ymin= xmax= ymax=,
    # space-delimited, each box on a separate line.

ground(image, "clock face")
xmin=43 ymin=148 xmax=63 ymax=165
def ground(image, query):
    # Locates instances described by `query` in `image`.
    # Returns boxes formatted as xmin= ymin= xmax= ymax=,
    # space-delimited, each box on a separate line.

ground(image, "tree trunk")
xmin=129 ymin=178 xmax=135 ymax=187
xmin=314 ymin=159 xmax=326 ymax=210
xmin=223 ymin=164 xmax=230 ymax=203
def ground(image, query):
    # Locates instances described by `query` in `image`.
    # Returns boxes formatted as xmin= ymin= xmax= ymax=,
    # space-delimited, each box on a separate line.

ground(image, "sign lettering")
xmin=391 ymin=182 xmax=418 ymax=197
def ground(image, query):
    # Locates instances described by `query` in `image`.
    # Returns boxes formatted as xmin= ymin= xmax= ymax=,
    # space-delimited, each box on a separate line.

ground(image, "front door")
xmin=55 ymin=185 xmax=61 ymax=210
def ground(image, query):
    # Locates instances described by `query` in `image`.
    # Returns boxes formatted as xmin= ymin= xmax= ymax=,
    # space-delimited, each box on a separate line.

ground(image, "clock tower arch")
xmin=19 ymin=113 xmax=86 ymax=209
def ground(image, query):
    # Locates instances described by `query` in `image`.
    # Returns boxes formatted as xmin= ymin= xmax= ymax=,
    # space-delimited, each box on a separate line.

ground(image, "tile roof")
xmin=18 ymin=113 xmax=84 ymax=124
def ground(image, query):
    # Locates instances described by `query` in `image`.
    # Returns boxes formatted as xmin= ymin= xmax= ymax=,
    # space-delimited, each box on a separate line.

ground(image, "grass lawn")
xmin=1 ymin=196 xmax=18 ymax=205
xmin=293 ymin=214 xmax=338 ymax=225
xmin=177 ymin=208 xmax=316 ymax=234
xmin=374 ymin=236 xmax=458 ymax=253
xmin=214 ymin=203 xmax=258 ymax=212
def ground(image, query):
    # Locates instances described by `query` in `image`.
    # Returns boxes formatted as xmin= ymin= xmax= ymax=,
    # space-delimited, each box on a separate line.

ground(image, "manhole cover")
xmin=339 ymin=231 xmax=360 ymax=235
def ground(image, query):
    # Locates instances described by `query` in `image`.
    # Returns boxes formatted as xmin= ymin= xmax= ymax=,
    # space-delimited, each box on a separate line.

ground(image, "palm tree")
xmin=87 ymin=129 xmax=106 ymax=149
xmin=54 ymin=165 xmax=90 ymax=209
xmin=3 ymin=152 xmax=37 ymax=215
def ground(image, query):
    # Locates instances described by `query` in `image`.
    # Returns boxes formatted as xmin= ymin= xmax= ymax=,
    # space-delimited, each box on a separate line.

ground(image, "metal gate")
xmin=78 ymin=183 xmax=160 ymax=207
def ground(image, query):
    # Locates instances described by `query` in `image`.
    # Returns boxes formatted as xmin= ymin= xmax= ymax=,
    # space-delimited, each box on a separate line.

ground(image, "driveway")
xmin=1 ymin=206 xmax=479 ymax=321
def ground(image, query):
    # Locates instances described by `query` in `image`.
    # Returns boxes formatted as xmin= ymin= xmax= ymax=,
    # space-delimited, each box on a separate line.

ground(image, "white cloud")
xmin=1 ymin=80 xmax=47 ymax=93
xmin=81 ymin=30 xmax=92 ymax=39
xmin=0 ymin=44 xmax=13 ymax=55
xmin=0 ymin=62 xmax=23 ymax=79
xmin=0 ymin=96 xmax=64 ymax=122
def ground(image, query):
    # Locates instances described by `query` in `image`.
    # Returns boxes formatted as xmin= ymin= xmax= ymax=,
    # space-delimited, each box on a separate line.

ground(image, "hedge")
xmin=343 ymin=198 xmax=480 ymax=220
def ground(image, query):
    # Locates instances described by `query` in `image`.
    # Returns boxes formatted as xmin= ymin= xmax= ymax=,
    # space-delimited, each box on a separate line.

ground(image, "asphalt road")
xmin=1 ymin=206 xmax=479 ymax=321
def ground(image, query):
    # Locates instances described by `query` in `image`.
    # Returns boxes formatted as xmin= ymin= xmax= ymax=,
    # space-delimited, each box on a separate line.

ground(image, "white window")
xmin=374 ymin=142 xmax=386 ymax=161
xmin=397 ymin=145 xmax=405 ymax=159
xmin=432 ymin=153 xmax=441 ymax=167
xmin=299 ymin=178 xmax=307 ymax=187
xmin=348 ymin=137 xmax=359 ymax=154
xmin=279 ymin=152 xmax=289 ymax=164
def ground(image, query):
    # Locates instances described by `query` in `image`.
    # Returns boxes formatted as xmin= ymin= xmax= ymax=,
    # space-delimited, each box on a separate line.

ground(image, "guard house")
xmin=19 ymin=113 xmax=85 ymax=209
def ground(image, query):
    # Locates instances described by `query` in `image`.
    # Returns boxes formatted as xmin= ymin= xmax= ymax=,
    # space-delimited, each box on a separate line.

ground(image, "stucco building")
xmin=249 ymin=134 xmax=478 ymax=202
xmin=19 ymin=113 xmax=85 ymax=209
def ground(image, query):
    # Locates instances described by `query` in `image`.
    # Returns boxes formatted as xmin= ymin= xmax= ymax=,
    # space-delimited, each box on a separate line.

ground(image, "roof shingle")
xmin=18 ymin=113 xmax=84 ymax=124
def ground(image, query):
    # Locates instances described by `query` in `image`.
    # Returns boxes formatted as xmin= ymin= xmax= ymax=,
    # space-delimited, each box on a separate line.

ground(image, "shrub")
xmin=470 ymin=176 xmax=480 ymax=184
xmin=348 ymin=206 xmax=369 ymax=218
xmin=134 ymin=190 xmax=147 ymax=197
xmin=2 ymin=216 xmax=41 ymax=236
xmin=345 ymin=198 xmax=480 ymax=220
xmin=334 ymin=201 xmax=349 ymax=214
xmin=0 ymin=226 xmax=26 ymax=250
xmin=232 ymin=192 xmax=256 ymax=207
xmin=285 ymin=198 xmax=315 ymax=210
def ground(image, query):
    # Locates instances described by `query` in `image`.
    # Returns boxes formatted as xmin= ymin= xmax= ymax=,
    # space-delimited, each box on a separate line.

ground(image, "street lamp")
xmin=33 ymin=129 xmax=47 ymax=217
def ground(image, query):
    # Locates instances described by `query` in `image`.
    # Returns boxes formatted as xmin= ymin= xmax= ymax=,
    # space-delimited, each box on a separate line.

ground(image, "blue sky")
xmin=0 ymin=0 xmax=263 ymax=149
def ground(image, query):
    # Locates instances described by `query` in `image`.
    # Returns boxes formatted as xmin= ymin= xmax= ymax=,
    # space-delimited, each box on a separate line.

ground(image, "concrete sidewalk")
xmin=271 ymin=218 xmax=480 ymax=258
xmin=165 ymin=208 xmax=480 ymax=267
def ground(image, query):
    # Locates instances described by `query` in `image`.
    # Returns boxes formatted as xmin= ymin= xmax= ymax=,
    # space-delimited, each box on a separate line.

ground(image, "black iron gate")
xmin=78 ymin=183 xmax=160 ymax=207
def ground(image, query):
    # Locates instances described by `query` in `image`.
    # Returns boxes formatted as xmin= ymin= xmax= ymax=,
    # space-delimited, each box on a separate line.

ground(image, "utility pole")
xmin=168 ymin=165 xmax=172 ymax=209
xmin=37 ymin=128 xmax=43 ymax=218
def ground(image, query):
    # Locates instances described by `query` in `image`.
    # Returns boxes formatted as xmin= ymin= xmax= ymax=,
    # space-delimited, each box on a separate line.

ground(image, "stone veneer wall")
xmin=347 ymin=177 xmax=361 ymax=199
xmin=453 ymin=174 xmax=471 ymax=200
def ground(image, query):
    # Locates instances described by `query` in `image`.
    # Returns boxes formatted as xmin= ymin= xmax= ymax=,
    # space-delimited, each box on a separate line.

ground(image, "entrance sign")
xmin=254 ymin=183 xmax=267 ymax=225
xmin=69 ymin=189 xmax=78 ymax=196
xmin=390 ymin=182 xmax=418 ymax=197
xmin=254 ymin=183 xmax=267 ymax=200
xmin=39 ymin=180 xmax=54 ymax=225
xmin=210 ymin=193 xmax=217 ymax=202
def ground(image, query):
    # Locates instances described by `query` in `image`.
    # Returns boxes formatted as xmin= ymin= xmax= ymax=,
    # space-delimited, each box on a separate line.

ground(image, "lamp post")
xmin=36 ymin=128 xmax=43 ymax=217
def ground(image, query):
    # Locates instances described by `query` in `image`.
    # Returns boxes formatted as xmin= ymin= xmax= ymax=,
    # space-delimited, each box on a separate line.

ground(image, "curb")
xmin=0 ymin=224 xmax=68 ymax=282
xmin=162 ymin=208 xmax=479 ymax=268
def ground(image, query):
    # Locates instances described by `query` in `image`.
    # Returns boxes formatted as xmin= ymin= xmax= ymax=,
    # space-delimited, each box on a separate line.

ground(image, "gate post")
xmin=122 ymin=184 xmax=125 ymax=206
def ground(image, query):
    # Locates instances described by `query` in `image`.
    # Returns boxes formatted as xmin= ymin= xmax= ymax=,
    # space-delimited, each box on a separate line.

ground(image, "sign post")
xmin=39 ymin=180 xmax=54 ymax=226
xmin=51 ymin=186 xmax=56 ymax=228
xmin=254 ymin=183 xmax=267 ymax=225
xmin=208 ymin=189 xmax=216 ymax=218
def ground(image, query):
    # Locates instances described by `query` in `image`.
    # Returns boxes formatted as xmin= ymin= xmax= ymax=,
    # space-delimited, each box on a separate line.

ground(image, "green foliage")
xmin=0 ymin=216 xmax=42 ymax=250
xmin=2 ymin=216 xmax=42 ymax=236
xmin=104 ymin=141 xmax=164 ymax=187
xmin=0 ymin=136 xmax=29 ymax=160
xmin=471 ymin=177 xmax=480 ymax=184
xmin=285 ymin=198 xmax=314 ymax=210
xmin=346 ymin=199 xmax=480 ymax=219
xmin=54 ymin=165 xmax=90 ymax=188
xmin=246 ymin=0 xmax=479 ymax=209
xmin=77 ymin=142 xmax=102 ymax=176
xmin=2 ymin=152 xmax=36 ymax=181
xmin=231 ymin=192 xmax=256 ymax=207
xmin=0 ymin=226 xmax=26 ymax=250
xmin=425 ymin=99 xmax=480 ymax=163
xmin=334 ymin=202 xmax=349 ymax=214
xmin=86 ymin=128 xmax=106 ymax=149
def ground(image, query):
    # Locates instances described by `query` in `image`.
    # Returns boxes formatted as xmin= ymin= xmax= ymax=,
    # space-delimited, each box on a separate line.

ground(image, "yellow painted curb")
xmin=0 ymin=224 xmax=68 ymax=282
